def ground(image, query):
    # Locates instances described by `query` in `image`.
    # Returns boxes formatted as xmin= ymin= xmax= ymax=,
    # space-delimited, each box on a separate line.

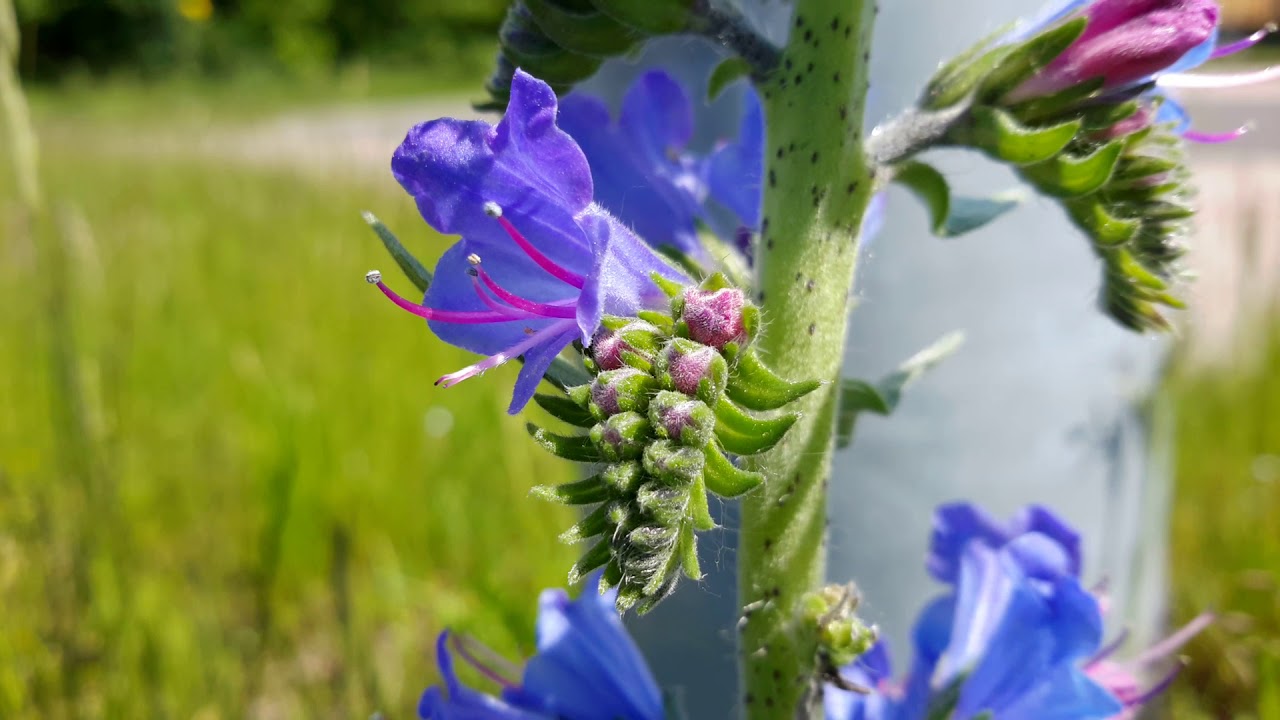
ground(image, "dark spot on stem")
xmin=831 ymin=16 xmax=839 ymax=29
xmin=806 ymin=279 xmax=815 ymax=292
xmin=768 ymin=169 xmax=777 ymax=187
xmin=833 ymin=71 xmax=841 ymax=83
xmin=775 ymin=148 xmax=784 ymax=159
xmin=806 ymin=62 xmax=814 ymax=73
xmin=795 ymin=15 xmax=804 ymax=27
xmin=785 ymin=58 xmax=793 ymax=71
xmin=810 ymin=151 xmax=819 ymax=164
xmin=804 ymin=29 xmax=813 ymax=42
xmin=808 ymin=323 xmax=816 ymax=335
xmin=846 ymin=181 xmax=858 ymax=195
xmin=766 ymin=238 xmax=775 ymax=250
xmin=794 ymin=74 xmax=803 ymax=85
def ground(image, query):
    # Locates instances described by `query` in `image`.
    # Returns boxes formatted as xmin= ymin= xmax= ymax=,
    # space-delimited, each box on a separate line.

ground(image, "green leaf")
xmin=893 ymin=161 xmax=1024 ymax=238
xmin=557 ymin=502 xmax=614 ymax=543
xmin=688 ymin=473 xmax=715 ymax=530
xmin=1063 ymin=197 xmax=1141 ymax=248
xmin=591 ymin=0 xmax=694 ymax=34
xmin=567 ymin=539 xmax=611 ymax=585
xmin=533 ymin=392 xmax=595 ymax=427
xmin=977 ymin=17 xmax=1087 ymax=101
xmin=527 ymin=423 xmax=601 ymax=462
xmin=362 ymin=211 xmax=430 ymax=293
xmin=531 ymin=475 xmax=610 ymax=505
xmin=541 ymin=355 xmax=593 ymax=392
xmin=522 ymin=0 xmax=640 ymax=57
xmin=678 ymin=523 xmax=701 ymax=579
xmin=702 ymin=446 xmax=764 ymax=497
xmin=922 ymin=24 xmax=1017 ymax=108
xmin=713 ymin=398 xmax=798 ymax=455
xmin=1020 ymin=140 xmax=1124 ymax=197
xmin=708 ymin=56 xmax=753 ymax=100
xmin=836 ymin=331 xmax=965 ymax=449
xmin=964 ymin=106 xmax=1081 ymax=166
xmin=725 ymin=351 xmax=821 ymax=411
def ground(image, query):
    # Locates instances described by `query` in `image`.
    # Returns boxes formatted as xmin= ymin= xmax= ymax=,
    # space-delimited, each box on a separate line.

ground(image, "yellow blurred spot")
xmin=178 ymin=0 xmax=213 ymax=22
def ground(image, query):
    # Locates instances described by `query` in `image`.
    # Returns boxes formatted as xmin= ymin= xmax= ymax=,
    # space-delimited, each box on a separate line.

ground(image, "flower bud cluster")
xmin=528 ymin=274 xmax=818 ymax=613
xmin=916 ymin=6 xmax=1208 ymax=331
xmin=481 ymin=0 xmax=698 ymax=110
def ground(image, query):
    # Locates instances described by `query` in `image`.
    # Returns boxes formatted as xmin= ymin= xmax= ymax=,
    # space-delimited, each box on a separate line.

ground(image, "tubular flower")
xmin=826 ymin=503 xmax=1204 ymax=719
xmin=419 ymin=573 xmax=663 ymax=720
xmin=558 ymin=69 xmax=763 ymax=262
xmin=373 ymin=69 xmax=687 ymax=413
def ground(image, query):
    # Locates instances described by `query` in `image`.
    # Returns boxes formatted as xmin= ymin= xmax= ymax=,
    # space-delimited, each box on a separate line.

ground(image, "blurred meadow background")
xmin=0 ymin=0 xmax=1279 ymax=718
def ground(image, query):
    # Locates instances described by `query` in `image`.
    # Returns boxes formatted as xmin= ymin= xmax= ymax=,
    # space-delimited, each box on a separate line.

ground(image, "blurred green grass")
xmin=0 ymin=83 xmax=575 ymax=718
xmin=1168 ymin=326 xmax=1280 ymax=720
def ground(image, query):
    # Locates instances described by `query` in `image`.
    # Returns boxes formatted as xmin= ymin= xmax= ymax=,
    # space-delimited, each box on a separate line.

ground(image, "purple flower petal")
xmin=927 ymin=502 xmax=1010 ymax=583
xmin=708 ymin=85 xmax=765 ymax=229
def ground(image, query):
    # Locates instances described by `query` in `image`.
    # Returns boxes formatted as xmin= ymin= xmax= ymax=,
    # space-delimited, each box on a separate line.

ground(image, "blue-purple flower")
xmin=419 ymin=573 xmax=663 ymax=720
xmin=373 ymin=69 xmax=687 ymax=413
xmin=1008 ymin=0 xmax=1280 ymax=142
xmin=558 ymin=70 xmax=763 ymax=261
xmin=826 ymin=503 xmax=1205 ymax=720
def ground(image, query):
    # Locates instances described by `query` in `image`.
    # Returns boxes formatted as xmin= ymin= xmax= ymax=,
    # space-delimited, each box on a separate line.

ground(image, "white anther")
xmin=483 ymin=201 xmax=503 ymax=218
xmin=365 ymin=270 xmax=383 ymax=284
xmin=467 ymin=253 xmax=483 ymax=265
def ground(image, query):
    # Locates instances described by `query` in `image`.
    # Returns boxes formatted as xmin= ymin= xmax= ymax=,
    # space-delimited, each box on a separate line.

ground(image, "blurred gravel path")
xmin=161 ymin=87 xmax=1279 ymax=365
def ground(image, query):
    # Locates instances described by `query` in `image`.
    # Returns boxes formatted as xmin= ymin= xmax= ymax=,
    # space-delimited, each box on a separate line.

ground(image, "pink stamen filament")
xmin=473 ymin=264 xmax=578 ymax=318
xmin=371 ymin=276 xmax=524 ymax=324
xmin=436 ymin=318 xmax=577 ymax=388
xmin=450 ymin=634 xmax=522 ymax=689
xmin=1212 ymin=24 xmax=1277 ymax=60
xmin=1159 ymin=64 xmax=1280 ymax=89
xmin=468 ymin=273 xmax=527 ymax=316
xmin=1085 ymin=628 xmax=1131 ymax=669
xmin=492 ymin=213 xmax=587 ymax=290
xmin=1134 ymin=612 xmax=1214 ymax=666
xmin=1184 ymin=126 xmax=1250 ymax=143
xmin=1129 ymin=663 xmax=1184 ymax=707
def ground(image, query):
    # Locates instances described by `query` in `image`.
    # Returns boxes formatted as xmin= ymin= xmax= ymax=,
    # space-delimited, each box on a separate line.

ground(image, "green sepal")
xmin=1063 ymin=197 xmax=1141 ymax=248
xmin=636 ymin=483 xmax=690 ymax=525
xmin=836 ymin=331 xmax=965 ymax=449
xmin=1115 ymin=154 xmax=1179 ymax=181
xmin=922 ymin=24 xmax=1016 ymax=109
xmin=642 ymin=440 xmax=705 ymax=486
xmin=542 ymin=356 xmax=593 ymax=393
xmin=363 ymin=211 xmax=431 ymax=292
xmin=713 ymin=397 xmax=798 ymax=455
xmin=527 ymin=423 xmax=601 ymax=462
xmin=531 ymin=475 xmax=610 ymax=505
xmin=559 ymin=502 xmax=615 ymax=544
xmin=657 ymin=245 xmax=710 ymax=280
xmin=688 ymin=473 xmax=715 ymax=531
xmin=522 ymin=0 xmax=640 ymax=57
xmin=977 ymin=17 xmax=1087 ymax=101
xmin=708 ymin=57 xmax=752 ymax=101
xmin=602 ymin=557 xmax=623 ymax=589
xmin=651 ymin=271 xmax=685 ymax=298
xmin=590 ymin=0 xmax=694 ymax=34
xmin=591 ymin=412 xmax=652 ymax=462
xmin=1020 ymin=140 xmax=1124 ymax=197
xmin=603 ymin=461 xmax=644 ymax=494
xmin=725 ymin=350 xmax=821 ymax=411
xmin=1080 ymin=98 xmax=1140 ymax=131
xmin=702 ymin=446 xmax=764 ymax=497
xmin=1006 ymin=77 xmax=1104 ymax=124
xmin=1106 ymin=248 xmax=1168 ymax=291
xmin=962 ymin=107 xmax=1081 ymax=166
xmin=567 ymin=538 xmax=611 ymax=585
xmin=637 ymin=310 xmax=675 ymax=334
xmin=534 ymin=392 xmax=595 ymax=427
xmin=678 ymin=523 xmax=701 ymax=580
xmin=892 ymin=161 xmax=1024 ymax=238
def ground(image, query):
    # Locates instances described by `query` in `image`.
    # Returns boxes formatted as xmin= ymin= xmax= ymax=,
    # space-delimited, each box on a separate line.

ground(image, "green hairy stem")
xmin=737 ymin=0 xmax=877 ymax=717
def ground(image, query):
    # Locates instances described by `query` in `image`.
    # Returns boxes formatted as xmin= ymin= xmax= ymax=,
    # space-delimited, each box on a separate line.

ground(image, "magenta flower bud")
xmin=656 ymin=339 xmax=728 ymax=403
xmin=590 ymin=328 xmax=631 ymax=372
xmin=1009 ymin=0 xmax=1219 ymax=102
xmin=681 ymin=287 xmax=748 ymax=350
xmin=590 ymin=320 xmax=662 ymax=371
xmin=648 ymin=390 xmax=716 ymax=447
xmin=589 ymin=367 xmax=657 ymax=420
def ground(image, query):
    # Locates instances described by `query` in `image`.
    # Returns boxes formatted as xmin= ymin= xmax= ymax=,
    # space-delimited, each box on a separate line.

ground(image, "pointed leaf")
xmin=534 ymin=392 xmax=595 ymax=427
xmin=893 ymin=161 xmax=1024 ymax=238
xmin=923 ymin=24 xmax=1017 ymax=108
xmin=522 ymin=0 xmax=640 ymax=56
xmin=688 ymin=473 xmax=715 ymax=531
xmin=567 ymin=539 xmax=611 ymax=585
xmin=726 ymin=351 xmax=821 ymax=411
xmin=708 ymin=56 xmax=753 ymax=101
xmin=541 ymin=357 xmax=593 ymax=392
xmin=713 ymin=397 xmax=798 ymax=455
xmin=702 ymin=446 xmax=764 ymax=497
xmin=978 ymin=17 xmax=1087 ymax=100
xmin=558 ymin=502 xmax=614 ymax=544
xmin=1020 ymin=140 xmax=1124 ymax=197
xmin=678 ymin=523 xmax=701 ymax=580
xmin=836 ymin=331 xmax=965 ymax=449
xmin=965 ymin=107 xmax=1081 ymax=166
xmin=527 ymin=423 xmax=601 ymax=462
xmin=531 ymin=475 xmax=610 ymax=505
xmin=1064 ymin=197 xmax=1141 ymax=248
xmin=363 ymin=211 xmax=430 ymax=292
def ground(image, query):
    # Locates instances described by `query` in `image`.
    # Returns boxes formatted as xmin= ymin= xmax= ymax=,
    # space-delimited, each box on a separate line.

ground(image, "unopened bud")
xmin=681 ymin=286 xmax=748 ymax=350
xmin=804 ymin=584 xmax=878 ymax=669
xmin=655 ymin=339 xmax=728 ymax=404
xmin=590 ymin=412 xmax=652 ymax=462
xmin=648 ymin=391 xmax=716 ymax=447
xmin=590 ymin=368 xmax=657 ymax=419
xmin=591 ymin=320 xmax=662 ymax=371
xmin=636 ymin=483 xmax=691 ymax=526
xmin=642 ymin=439 xmax=706 ymax=487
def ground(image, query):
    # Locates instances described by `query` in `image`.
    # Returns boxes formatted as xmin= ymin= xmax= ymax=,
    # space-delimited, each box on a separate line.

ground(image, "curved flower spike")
xmin=381 ymin=69 xmax=687 ymax=413
xmin=559 ymin=70 xmax=764 ymax=262
xmin=418 ymin=572 xmax=663 ymax=720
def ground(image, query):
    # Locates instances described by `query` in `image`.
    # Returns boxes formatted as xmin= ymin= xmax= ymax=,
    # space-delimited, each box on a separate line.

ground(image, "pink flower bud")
xmin=681 ymin=287 xmax=747 ymax=350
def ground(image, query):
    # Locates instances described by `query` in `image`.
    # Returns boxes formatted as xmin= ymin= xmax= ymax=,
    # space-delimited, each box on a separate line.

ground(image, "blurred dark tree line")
xmin=14 ymin=0 xmax=507 ymax=80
